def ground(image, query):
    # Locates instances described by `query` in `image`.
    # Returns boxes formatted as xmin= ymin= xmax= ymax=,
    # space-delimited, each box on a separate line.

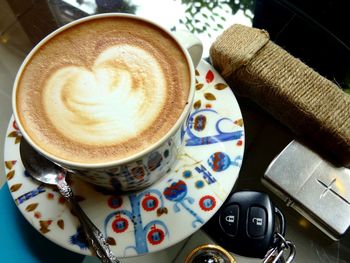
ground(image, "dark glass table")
xmin=0 ymin=0 xmax=349 ymax=262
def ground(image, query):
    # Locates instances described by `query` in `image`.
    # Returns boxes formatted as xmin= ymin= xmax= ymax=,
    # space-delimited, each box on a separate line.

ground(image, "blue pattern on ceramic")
xmin=163 ymin=180 xmax=204 ymax=228
xmin=195 ymin=180 xmax=205 ymax=188
xmin=183 ymin=170 xmax=192 ymax=178
xmin=71 ymin=135 xmax=178 ymax=192
xmin=208 ymin=152 xmax=242 ymax=172
xmin=185 ymin=109 xmax=243 ymax=146
xmin=15 ymin=185 xmax=45 ymax=204
xmin=195 ymin=165 xmax=216 ymax=184
xmin=69 ymin=227 xmax=89 ymax=250
xmin=104 ymin=190 xmax=168 ymax=255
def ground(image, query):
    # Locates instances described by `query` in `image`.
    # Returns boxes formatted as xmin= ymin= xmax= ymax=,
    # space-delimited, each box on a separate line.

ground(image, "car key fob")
xmin=204 ymin=191 xmax=285 ymax=258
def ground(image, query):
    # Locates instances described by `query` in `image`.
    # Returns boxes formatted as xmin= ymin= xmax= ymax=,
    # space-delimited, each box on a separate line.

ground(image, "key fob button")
xmin=248 ymin=206 xmax=267 ymax=237
xmin=219 ymin=204 xmax=239 ymax=236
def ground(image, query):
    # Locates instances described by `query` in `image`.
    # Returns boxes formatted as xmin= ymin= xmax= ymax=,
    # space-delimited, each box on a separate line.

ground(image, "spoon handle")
xmin=57 ymin=177 xmax=120 ymax=263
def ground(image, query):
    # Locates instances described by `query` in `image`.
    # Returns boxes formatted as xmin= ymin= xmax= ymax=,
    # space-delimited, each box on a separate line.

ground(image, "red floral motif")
xmin=205 ymin=70 xmax=214 ymax=83
xmin=199 ymin=195 xmax=216 ymax=211
xmin=58 ymin=197 xmax=65 ymax=204
xmin=34 ymin=212 xmax=42 ymax=219
xmin=108 ymin=196 xmax=123 ymax=209
xmin=12 ymin=120 xmax=19 ymax=130
xmin=112 ymin=216 xmax=129 ymax=233
xmin=147 ymin=225 xmax=165 ymax=245
xmin=142 ymin=194 xmax=159 ymax=212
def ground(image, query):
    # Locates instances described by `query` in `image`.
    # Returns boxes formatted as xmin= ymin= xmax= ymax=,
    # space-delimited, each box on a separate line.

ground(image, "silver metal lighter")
xmin=262 ymin=140 xmax=350 ymax=240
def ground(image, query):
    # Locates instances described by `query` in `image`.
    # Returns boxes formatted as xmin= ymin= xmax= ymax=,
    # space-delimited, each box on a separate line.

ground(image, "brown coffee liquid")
xmin=16 ymin=17 xmax=191 ymax=164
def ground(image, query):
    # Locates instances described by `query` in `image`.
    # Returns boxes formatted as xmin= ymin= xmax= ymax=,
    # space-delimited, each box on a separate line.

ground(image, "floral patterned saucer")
xmin=4 ymin=60 xmax=244 ymax=257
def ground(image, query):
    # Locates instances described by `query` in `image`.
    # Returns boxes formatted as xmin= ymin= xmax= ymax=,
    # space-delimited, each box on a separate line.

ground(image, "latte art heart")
xmin=44 ymin=45 xmax=166 ymax=145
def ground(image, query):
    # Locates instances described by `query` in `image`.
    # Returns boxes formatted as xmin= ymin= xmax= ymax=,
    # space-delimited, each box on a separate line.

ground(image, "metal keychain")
xmin=263 ymin=233 xmax=296 ymax=263
xmin=183 ymin=236 xmax=295 ymax=263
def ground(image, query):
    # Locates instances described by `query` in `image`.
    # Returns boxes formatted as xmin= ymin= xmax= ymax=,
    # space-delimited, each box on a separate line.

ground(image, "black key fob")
xmin=204 ymin=191 xmax=285 ymax=258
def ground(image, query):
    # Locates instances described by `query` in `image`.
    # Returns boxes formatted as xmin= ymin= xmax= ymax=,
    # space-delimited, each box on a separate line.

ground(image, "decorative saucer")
xmin=4 ymin=60 xmax=244 ymax=257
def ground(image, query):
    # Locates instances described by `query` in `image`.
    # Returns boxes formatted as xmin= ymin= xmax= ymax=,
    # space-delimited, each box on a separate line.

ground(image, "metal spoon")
xmin=20 ymin=139 xmax=120 ymax=263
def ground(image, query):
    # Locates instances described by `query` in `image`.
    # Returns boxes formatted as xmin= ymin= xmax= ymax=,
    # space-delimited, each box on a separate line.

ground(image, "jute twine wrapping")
xmin=210 ymin=24 xmax=350 ymax=166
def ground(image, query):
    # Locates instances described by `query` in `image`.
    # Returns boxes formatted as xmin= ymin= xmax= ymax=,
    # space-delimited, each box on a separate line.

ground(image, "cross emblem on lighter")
xmin=317 ymin=177 xmax=350 ymax=205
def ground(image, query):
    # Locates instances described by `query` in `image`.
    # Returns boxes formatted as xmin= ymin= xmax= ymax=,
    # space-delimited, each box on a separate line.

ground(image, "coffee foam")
xmin=16 ymin=17 xmax=190 ymax=164
xmin=44 ymin=45 xmax=167 ymax=145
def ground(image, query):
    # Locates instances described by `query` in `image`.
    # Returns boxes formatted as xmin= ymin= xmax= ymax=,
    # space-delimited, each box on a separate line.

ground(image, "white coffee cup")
xmin=12 ymin=13 xmax=203 ymax=191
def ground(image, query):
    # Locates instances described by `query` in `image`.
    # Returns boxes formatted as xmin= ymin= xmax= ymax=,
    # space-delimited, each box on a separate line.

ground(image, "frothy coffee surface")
xmin=16 ymin=17 xmax=191 ymax=164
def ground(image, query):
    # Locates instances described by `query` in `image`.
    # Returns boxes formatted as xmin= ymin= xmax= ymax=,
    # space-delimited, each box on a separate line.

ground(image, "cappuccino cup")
xmin=12 ymin=13 xmax=202 ymax=191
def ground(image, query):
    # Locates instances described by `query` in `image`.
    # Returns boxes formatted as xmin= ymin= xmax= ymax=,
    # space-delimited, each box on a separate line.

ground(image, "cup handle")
xmin=172 ymin=30 xmax=203 ymax=68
